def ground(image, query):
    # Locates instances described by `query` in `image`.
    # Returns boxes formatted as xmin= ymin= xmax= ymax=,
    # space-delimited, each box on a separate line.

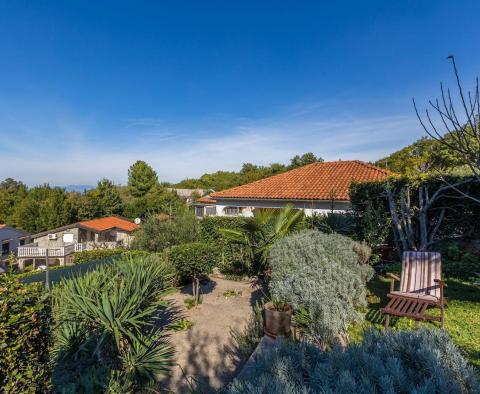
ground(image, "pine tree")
xmin=127 ymin=161 xmax=158 ymax=197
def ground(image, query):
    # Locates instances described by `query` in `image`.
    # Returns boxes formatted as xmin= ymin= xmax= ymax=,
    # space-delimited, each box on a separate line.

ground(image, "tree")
xmin=14 ymin=185 xmax=74 ymax=233
xmin=131 ymin=208 xmax=199 ymax=251
xmin=289 ymin=152 xmax=323 ymax=169
xmin=169 ymin=242 xmax=219 ymax=305
xmin=414 ymin=55 xmax=480 ymax=203
xmin=95 ymin=179 xmax=123 ymax=216
xmin=384 ymin=177 xmax=472 ymax=252
xmin=0 ymin=178 xmax=27 ymax=224
xmin=127 ymin=160 xmax=158 ymax=197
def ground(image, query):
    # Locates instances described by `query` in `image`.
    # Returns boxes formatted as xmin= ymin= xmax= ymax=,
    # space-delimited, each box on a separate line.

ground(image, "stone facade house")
xmin=17 ymin=216 xmax=138 ymax=270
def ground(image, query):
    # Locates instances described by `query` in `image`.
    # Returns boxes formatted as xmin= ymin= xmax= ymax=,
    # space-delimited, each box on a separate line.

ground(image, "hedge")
xmin=199 ymin=216 xmax=247 ymax=242
xmin=72 ymin=248 xmax=126 ymax=264
xmin=0 ymin=274 xmax=52 ymax=393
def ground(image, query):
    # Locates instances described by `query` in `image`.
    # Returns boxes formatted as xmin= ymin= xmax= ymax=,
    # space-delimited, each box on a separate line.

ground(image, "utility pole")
xmin=45 ymin=248 xmax=50 ymax=290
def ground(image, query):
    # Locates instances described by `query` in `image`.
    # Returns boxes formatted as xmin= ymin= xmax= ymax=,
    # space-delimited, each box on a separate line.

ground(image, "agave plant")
xmin=51 ymin=254 xmax=176 ymax=392
xmin=219 ymin=205 xmax=304 ymax=275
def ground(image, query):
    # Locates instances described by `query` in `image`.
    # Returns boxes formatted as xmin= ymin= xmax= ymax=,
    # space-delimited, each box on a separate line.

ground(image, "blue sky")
xmin=0 ymin=1 xmax=479 ymax=186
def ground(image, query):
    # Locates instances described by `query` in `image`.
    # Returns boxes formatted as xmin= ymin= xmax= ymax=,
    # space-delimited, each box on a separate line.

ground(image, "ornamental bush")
xmin=227 ymin=329 xmax=479 ymax=394
xmin=0 ymin=274 xmax=52 ymax=393
xmin=131 ymin=209 xmax=199 ymax=251
xmin=168 ymin=242 xmax=220 ymax=304
xmin=269 ymin=230 xmax=373 ymax=347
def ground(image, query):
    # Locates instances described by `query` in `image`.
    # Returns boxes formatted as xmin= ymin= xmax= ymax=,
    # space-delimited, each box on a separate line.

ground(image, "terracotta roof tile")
xmin=196 ymin=195 xmax=216 ymax=204
xmin=210 ymin=160 xmax=393 ymax=201
xmin=79 ymin=216 xmax=138 ymax=232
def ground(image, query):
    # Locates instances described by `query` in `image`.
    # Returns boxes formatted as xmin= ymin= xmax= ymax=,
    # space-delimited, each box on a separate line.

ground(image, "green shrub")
xmin=51 ymin=254 xmax=175 ymax=392
xmin=199 ymin=216 xmax=251 ymax=275
xmin=442 ymin=243 xmax=480 ymax=281
xmin=269 ymin=230 xmax=373 ymax=347
xmin=199 ymin=216 xmax=247 ymax=242
xmin=0 ymin=274 xmax=52 ymax=393
xmin=72 ymin=248 xmax=125 ymax=264
xmin=227 ymin=329 xmax=479 ymax=393
xmin=169 ymin=242 xmax=220 ymax=304
xmin=131 ymin=209 xmax=199 ymax=251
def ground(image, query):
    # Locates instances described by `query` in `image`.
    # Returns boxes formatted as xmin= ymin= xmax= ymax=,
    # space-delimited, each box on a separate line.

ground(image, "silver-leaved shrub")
xmin=228 ymin=329 xmax=479 ymax=394
xmin=269 ymin=230 xmax=374 ymax=347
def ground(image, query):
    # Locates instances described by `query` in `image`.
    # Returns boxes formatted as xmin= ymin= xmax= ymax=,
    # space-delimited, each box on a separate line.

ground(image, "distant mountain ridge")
xmin=63 ymin=184 xmax=95 ymax=193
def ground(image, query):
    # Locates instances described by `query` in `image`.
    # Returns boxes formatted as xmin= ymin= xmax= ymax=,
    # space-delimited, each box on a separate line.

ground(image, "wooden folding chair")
xmin=381 ymin=251 xmax=446 ymax=328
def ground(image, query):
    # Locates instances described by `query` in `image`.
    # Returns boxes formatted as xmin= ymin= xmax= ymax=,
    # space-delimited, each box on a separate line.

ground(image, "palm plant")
xmin=51 ymin=254 xmax=176 ymax=392
xmin=307 ymin=212 xmax=355 ymax=236
xmin=218 ymin=206 xmax=304 ymax=275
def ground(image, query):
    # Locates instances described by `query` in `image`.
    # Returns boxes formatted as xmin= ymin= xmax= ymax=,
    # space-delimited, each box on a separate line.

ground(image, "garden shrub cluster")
xmin=131 ymin=209 xmax=199 ymax=251
xmin=51 ymin=254 xmax=176 ymax=392
xmin=0 ymin=274 xmax=52 ymax=393
xmin=72 ymin=248 xmax=125 ymax=263
xmin=440 ymin=243 xmax=480 ymax=281
xmin=199 ymin=216 xmax=247 ymax=242
xmin=227 ymin=329 xmax=479 ymax=393
xmin=269 ymin=230 xmax=373 ymax=347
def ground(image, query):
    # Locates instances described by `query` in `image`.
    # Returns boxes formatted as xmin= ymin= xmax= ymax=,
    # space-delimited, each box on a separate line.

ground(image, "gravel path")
xmin=160 ymin=277 xmax=262 ymax=393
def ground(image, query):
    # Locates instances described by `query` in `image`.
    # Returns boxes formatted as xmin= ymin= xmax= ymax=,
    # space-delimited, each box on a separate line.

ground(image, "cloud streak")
xmin=0 ymin=104 xmax=422 ymax=186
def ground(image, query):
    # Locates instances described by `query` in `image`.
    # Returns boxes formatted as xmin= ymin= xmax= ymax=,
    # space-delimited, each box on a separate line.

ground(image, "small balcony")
xmin=17 ymin=243 xmax=76 ymax=258
xmin=17 ymin=241 xmax=121 ymax=258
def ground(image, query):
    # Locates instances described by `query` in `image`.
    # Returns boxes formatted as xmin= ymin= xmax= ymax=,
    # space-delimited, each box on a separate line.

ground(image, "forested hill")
xmin=374 ymin=135 xmax=470 ymax=176
xmin=173 ymin=152 xmax=323 ymax=191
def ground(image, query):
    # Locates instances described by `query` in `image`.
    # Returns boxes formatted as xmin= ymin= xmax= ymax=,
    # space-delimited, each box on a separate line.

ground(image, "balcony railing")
xmin=17 ymin=243 xmax=76 ymax=258
xmin=17 ymin=241 xmax=122 ymax=258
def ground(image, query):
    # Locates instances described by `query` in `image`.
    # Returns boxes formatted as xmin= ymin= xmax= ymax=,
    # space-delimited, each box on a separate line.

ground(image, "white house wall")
xmin=214 ymin=199 xmax=350 ymax=217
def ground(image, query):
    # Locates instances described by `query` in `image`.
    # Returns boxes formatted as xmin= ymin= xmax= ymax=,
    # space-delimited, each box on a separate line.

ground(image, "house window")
xmin=19 ymin=238 xmax=26 ymax=246
xmin=63 ymin=233 xmax=74 ymax=243
xmin=224 ymin=206 xmax=242 ymax=216
xmin=205 ymin=206 xmax=216 ymax=216
xmin=2 ymin=241 xmax=9 ymax=255
xmin=195 ymin=206 xmax=204 ymax=218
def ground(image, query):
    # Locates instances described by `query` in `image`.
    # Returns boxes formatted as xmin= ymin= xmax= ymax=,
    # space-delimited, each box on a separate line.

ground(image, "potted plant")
xmin=264 ymin=299 xmax=293 ymax=338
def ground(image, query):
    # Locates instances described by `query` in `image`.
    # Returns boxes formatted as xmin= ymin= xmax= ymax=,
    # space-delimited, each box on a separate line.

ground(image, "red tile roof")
xmin=196 ymin=195 xmax=216 ymax=205
xmin=79 ymin=216 xmax=138 ymax=232
xmin=211 ymin=160 xmax=393 ymax=201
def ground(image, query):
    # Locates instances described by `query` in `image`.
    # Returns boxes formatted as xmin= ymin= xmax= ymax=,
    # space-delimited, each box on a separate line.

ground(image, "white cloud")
xmin=0 ymin=105 xmax=423 ymax=186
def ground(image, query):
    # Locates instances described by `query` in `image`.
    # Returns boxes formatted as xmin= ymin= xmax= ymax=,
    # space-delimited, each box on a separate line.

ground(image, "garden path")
xmin=160 ymin=277 xmax=262 ymax=393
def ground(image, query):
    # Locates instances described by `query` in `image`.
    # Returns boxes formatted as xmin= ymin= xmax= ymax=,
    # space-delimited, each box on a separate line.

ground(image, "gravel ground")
xmin=159 ymin=277 xmax=262 ymax=393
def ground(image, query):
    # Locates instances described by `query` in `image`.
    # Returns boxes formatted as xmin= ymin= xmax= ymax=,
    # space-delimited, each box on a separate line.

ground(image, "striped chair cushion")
xmin=399 ymin=251 xmax=442 ymax=299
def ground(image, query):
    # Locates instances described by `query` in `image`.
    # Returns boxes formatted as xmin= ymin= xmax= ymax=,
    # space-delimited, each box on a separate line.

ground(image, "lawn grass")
xmin=349 ymin=275 xmax=480 ymax=370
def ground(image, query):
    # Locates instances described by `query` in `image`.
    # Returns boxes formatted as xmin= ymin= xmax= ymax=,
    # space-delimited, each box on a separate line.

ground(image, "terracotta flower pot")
xmin=264 ymin=302 xmax=292 ymax=338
